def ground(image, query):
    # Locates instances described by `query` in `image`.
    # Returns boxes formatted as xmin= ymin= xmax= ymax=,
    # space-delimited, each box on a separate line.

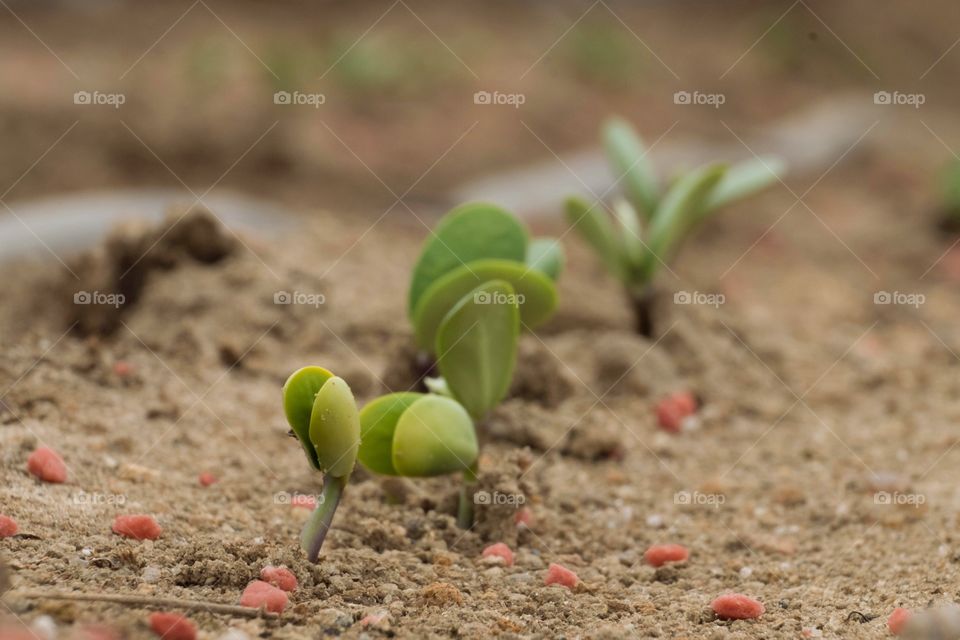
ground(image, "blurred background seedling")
xmin=565 ymin=117 xmax=784 ymax=336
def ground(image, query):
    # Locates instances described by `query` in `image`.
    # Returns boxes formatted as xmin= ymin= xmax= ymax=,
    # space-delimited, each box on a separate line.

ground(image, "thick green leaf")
xmin=526 ymin=237 xmax=564 ymax=280
xmin=437 ymin=280 xmax=519 ymax=419
xmin=309 ymin=376 xmax=361 ymax=478
xmin=413 ymin=258 xmax=557 ymax=351
xmin=408 ymin=203 xmax=528 ymax=317
xmin=612 ymin=198 xmax=645 ymax=267
xmin=639 ymin=164 xmax=726 ymax=282
xmin=357 ymin=392 xmax=424 ymax=475
xmin=703 ymin=156 xmax=784 ymax=213
xmin=603 ymin=117 xmax=659 ymax=218
xmin=282 ymin=366 xmax=333 ymax=470
xmin=392 ymin=395 xmax=478 ymax=477
xmin=564 ymin=196 xmax=626 ymax=280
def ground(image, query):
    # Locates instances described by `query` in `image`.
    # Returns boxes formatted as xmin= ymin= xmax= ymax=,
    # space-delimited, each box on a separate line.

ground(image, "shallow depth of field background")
xmin=0 ymin=0 xmax=958 ymax=220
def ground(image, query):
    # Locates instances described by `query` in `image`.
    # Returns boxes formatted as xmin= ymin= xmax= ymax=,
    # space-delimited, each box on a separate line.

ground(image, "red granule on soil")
xmin=112 ymin=514 xmax=162 ymax=540
xmin=26 ymin=446 xmax=67 ymax=483
xmin=643 ymin=543 xmax=689 ymax=567
xmin=656 ymin=391 xmax=697 ymax=433
xmin=544 ymin=563 xmax=579 ymax=589
xmin=481 ymin=543 xmax=514 ymax=567
xmin=290 ymin=494 xmax=316 ymax=509
xmin=77 ymin=624 xmax=122 ymax=640
xmin=148 ymin=612 xmax=196 ymax=640
xmin=359 ymin=613 xmax=387 ymax=626
xmin=0 ymin=515 xmax=18 ymax=537
xmin=198 ymin=472 xmax=218 ymax=487
xmin=260 ymin=565 xmax=298 ymax=592
xmin=112 ymin=361 xmax=133 ymax=377
xmin=888 ymin=607 xmax=911 ymax=635
xmin=240 ymin=580 xmax=288 ymax=613
xmin=711 ymin=593 xmax=765 ymax=620
xmin=514 ymin=508 xmax=533 ymax=528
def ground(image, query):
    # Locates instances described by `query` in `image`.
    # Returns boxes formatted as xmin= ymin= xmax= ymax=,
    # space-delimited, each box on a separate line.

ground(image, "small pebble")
xmin=27 ymin=446 xmax=67 ymax=483
xmin=643 ymin=544 xmax=689 ymax=567
xmin=656 ymin=391 xmax=697 ymax=433
xmin=148 ymin=612 xmax=196 ymax=640
xmin=888 ymin=607 xmax=911 ymax=635
xmin=739 ymin=566 xmax=753 ymax=578
xmin=481 ymin=543 xmax=514 ymax=567
xmin=0 ymin=515 xmax=18 ymax=537
xmin=29 ymin=615 xmax=57 ymax=640
xmin=217 ymin=631 xmax=251 ymax=640
xmin=711 ymin=593 xmax=764 ymax=620
xmin=198 ymin=472 xmax=218 ymax=487
xmin=240 ymin=580 xmax=288 ymax=613
xmin=544 ymin=563 xmax=579 ymax=589
xmin=419 ymin=582 xmax=464 ymax=606
xmin=260 ymin=566 xmax=298 ymax=592
xmin=112 ymin=514 xmax=162 ymax=540
xmin=142 ymin=566 xmax=162 ymax=583
xmin=646 ymin=514 xmax=665 ymax=528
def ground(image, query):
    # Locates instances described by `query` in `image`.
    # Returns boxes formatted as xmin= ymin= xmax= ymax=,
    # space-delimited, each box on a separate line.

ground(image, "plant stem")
xmin=457 ymin=462 xmax=479 ymax=529
xmin=628 ymin=285 xmax=656 ymax=337
xmin=300 ymin=475 xmax=346 ymax=563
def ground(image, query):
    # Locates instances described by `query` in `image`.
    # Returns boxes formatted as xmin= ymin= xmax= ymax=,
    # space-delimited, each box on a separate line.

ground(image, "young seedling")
xmin=565 ymin=117 xmax=784 ymax=336
xmin=409 ymin=202 xmax=561 ymax=419
xmin=358 ymin=391 xmax=480 ymax=528
xmin=281 ymin=366 xmax=360 ymax=562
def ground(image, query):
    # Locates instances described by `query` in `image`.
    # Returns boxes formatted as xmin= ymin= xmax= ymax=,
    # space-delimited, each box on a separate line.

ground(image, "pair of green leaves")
xmin=282 ymin=367 xmax=480 ymax=557
xmin=566 ymin=117 xmax=785 ymax=289
xmin=357 ymin=392 xmax=478 ymax=477
xmin=408 ymin=203 xmax=561 ymax=419
xmin=282 ymin=368 xmax=479 ymax=480
xmin=282 ymin=366 xmax=361 ymax=477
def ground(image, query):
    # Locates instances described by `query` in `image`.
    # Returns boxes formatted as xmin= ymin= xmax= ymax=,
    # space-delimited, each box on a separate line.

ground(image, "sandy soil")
xmin=2 ymin=143 xmax=960 ymax=639
xmin=4 ymin=2 xmax=960 ymax=638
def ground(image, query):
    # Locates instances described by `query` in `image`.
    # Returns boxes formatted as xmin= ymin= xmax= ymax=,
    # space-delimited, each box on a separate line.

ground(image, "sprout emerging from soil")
xmin=565 ymin=117 xmax=784 ymax=336
xmin=402 ymin=202 xmax=563 ymax=526
xmin=408 ymin=202 xmax=560 ymax=417
xmin=281 ymin=366 xmax=360 ymax=562
xmin=358 ymin=392 xmax=479 ymax=528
